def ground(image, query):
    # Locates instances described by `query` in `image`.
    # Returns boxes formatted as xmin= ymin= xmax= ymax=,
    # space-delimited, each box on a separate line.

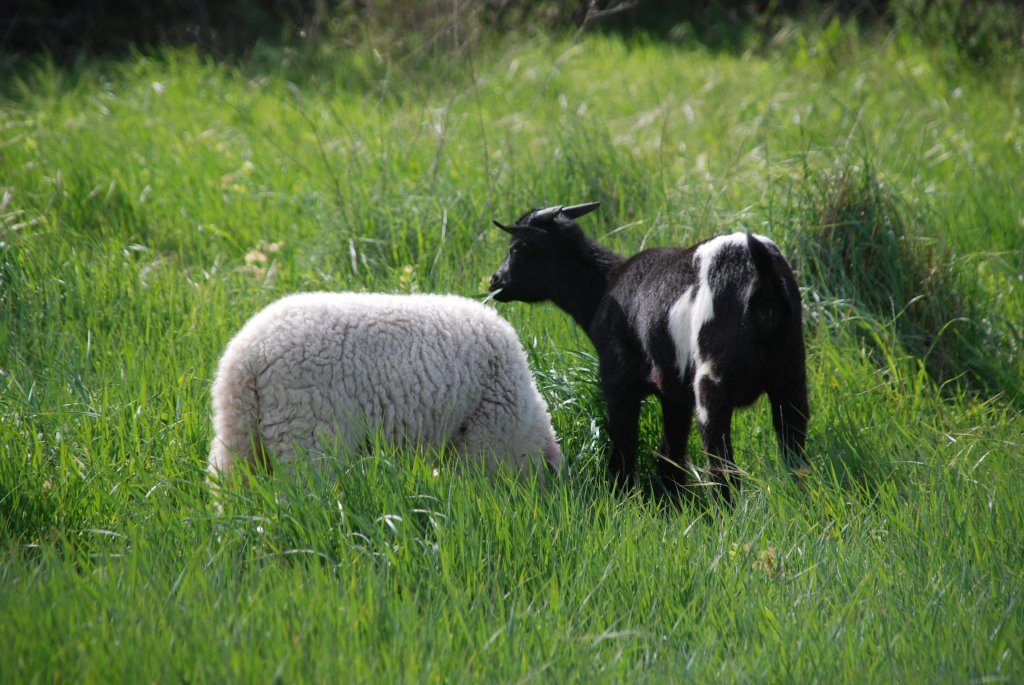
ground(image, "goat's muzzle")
xmin=488 ymin=273 xmax=513 ymax=301
xmin=489 ymin=269 xmax=509 ymax=291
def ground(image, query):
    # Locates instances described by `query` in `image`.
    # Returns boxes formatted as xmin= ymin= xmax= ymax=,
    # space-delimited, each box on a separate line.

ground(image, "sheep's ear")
xmin=493 ymin=220 xmax=549 ymax=245
xmin=561 ymin=201 xmax=600 ymax=219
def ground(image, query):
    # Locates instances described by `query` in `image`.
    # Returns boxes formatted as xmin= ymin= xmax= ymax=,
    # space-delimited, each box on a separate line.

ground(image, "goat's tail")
xmin=745 ymin=232 xmax=789 ymax=336
xmin=746 ymin=232 xmax=776 ymax=281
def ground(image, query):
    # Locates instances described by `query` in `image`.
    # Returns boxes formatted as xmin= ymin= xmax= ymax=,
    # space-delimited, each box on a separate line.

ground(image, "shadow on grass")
xmin=793 ymin=161 xmax=1022 ymax=405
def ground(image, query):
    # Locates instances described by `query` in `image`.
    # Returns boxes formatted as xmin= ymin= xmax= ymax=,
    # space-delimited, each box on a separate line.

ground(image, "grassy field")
xmin=2 ymin=20 xmax=1023 ymax=683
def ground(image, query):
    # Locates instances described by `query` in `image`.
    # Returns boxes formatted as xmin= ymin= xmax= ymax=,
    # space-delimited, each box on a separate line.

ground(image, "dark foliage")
xmin=2 ymin=0 xmax=311 ymax=57
xmin=796 ymin=164 xmax=1022 ymax=403
xmin=891 ymin=0 xmax=1024 ymax=70
xmin=9 ymin=0 xmax=1017 ymax=63
xmin=604 ymin=0 xmax=887 ymax=49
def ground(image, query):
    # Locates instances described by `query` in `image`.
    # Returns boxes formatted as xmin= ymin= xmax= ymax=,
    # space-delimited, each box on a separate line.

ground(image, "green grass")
xmin=2 ymin=23 xmax=1023 ymax=683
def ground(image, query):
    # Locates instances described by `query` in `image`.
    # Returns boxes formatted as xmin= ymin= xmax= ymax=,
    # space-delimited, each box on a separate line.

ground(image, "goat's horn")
xmin=561 ymin=201 xmax=600 ymax=219
xmin=492 ymin=221 xmax=547 ymax=245
xmin=493 ymin=220 xmax=528 ymax=236
xmin=531 ymin=205 xmax=563 ymax=222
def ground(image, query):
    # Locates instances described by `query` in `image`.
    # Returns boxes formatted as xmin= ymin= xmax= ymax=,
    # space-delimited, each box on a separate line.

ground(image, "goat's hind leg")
xmin=656 ymin=393 xmax=694 ymax=498
xmin=769 ymin=374 xmax=810 ymax=484
xmin=697 ymin=403 xmax=736 ymax=505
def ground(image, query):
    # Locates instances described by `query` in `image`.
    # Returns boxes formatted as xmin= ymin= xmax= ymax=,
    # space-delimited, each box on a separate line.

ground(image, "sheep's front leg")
xmin=656 ymin=393 xmax=694 ymax=496
xmin=603 ymin=386 xmax=643 ymax=491
xmin=697 ymin=403 xmax=736 ymax=505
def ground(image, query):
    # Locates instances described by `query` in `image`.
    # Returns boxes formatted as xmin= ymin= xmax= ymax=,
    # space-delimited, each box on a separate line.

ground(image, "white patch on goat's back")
xmin=667 ymin=285 xmax=697 ymax=374
xmin=691 ymin=232 xmax=750 ymax=327
xmin=667 ymin=233 xmax=755 ymax=424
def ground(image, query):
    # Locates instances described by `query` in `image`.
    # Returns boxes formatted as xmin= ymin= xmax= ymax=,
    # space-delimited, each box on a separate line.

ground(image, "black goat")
xmin=489 ymin=202 xmax=809 ymax=502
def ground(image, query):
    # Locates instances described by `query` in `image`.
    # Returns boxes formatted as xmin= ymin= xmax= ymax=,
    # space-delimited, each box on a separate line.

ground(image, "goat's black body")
xmin=490 ymin=204 xmax=809 ymax=502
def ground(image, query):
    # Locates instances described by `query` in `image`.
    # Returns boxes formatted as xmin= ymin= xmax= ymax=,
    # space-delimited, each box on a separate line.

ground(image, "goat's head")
xmin=488 ymin=202 xmax=600 ymax=302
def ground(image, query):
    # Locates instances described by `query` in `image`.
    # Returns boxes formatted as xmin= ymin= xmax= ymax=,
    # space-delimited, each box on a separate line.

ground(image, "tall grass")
xmin=2 ymin=23 xmax=1022 ymax=683
xmin=793 ymin=160 xmax=1022 ymax=399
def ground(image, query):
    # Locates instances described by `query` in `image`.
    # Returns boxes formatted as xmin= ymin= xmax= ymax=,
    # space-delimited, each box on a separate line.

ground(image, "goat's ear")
xmin=493 ymin=220 xmax=549 ymax=245
xmin=561 ymin=201 xmax=600 ymax=219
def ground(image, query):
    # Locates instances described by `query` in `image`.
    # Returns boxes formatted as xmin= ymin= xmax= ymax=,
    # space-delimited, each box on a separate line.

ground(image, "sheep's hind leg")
xmin=656 ymin=393 xmax=694 ymax=498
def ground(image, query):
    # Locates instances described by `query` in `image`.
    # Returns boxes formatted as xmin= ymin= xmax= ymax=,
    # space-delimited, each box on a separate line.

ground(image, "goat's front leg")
xmin=656 ymin=393 xmax=694 ymax=496
xmin=603 ymin=386 xmax=643 ymax=491
xmin=697 ymin=403 xmax=736 ymax=505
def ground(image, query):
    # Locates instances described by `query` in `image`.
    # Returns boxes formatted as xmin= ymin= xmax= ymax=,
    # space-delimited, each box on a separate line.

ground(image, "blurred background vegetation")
xmin=4 ymin=0 xmax=1022 ymax=70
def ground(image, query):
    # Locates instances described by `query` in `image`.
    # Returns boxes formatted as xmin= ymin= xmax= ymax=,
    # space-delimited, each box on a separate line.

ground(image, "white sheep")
xmin=208 ymin=292 xmax=562 ymax=485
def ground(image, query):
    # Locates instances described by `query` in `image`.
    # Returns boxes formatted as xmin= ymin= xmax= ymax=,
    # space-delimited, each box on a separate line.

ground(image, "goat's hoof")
xmin=791 ymin=464 xmax=812 ymax=490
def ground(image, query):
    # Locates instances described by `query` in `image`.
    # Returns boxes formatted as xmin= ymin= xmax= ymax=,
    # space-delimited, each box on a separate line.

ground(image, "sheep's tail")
xmin=745 ymin=232 xmax=789 ymax=337
xmin=208 ymin=353 xmax=269 ymax=485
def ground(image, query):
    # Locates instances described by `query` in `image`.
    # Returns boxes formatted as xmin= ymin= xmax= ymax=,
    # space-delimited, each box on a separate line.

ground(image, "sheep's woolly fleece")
xmin=208 ymin=292 xmax=561 ymax=481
